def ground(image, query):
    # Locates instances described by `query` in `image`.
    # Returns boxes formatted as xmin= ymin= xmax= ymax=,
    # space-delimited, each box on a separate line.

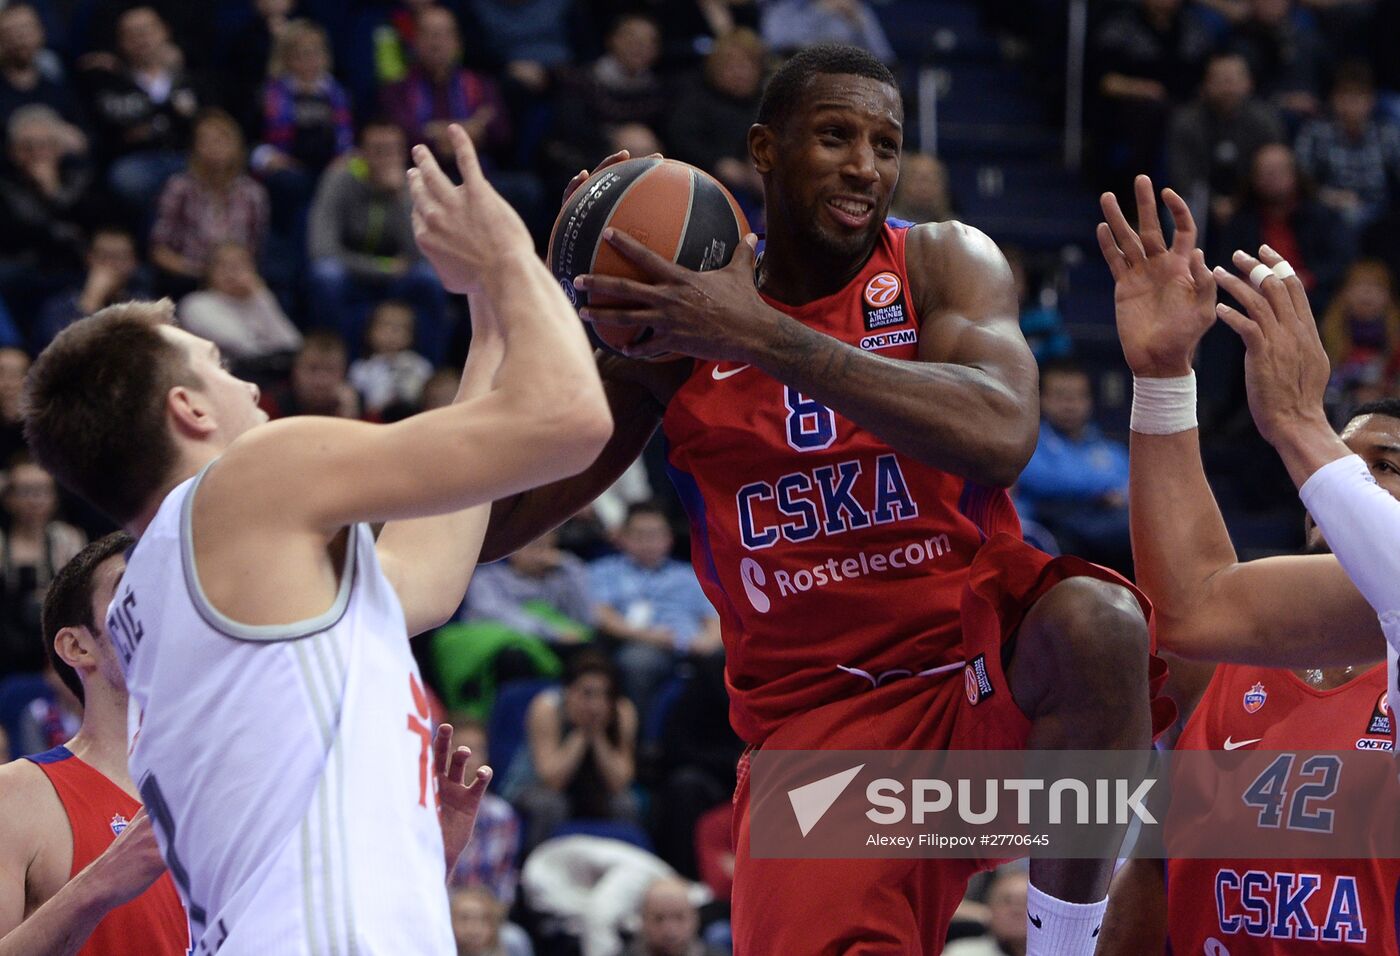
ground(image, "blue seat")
xmin=548 ymin=818 xmax=655 ymax=853
xmin=642 ymin=673 xmax=690 ymax=747
xmin=488 ymin=678 xmax=558 ymax=787
xmin=0 ymin=674 xmax=53 ymax=757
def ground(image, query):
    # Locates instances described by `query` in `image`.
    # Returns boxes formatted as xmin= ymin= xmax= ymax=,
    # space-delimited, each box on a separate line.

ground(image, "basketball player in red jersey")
xmin=0 ymin=532 xmax=188 ymax=955
xmin=1100 ymin=656 xmax=1399 ymax=954
xmin=478 ymin=45 xmax=1173 ymax=954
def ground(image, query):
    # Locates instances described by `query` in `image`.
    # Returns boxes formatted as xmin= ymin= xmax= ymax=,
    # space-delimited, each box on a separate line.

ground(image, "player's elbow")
xmin=538 ymin=388 xmax=614 ymax=475
xmin=976 ymin=425 xmax=1037 ymax=489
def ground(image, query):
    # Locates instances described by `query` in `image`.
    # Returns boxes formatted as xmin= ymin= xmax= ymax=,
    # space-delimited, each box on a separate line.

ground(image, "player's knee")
xmin=1032 ymin=577 xmax=1148 ymax=682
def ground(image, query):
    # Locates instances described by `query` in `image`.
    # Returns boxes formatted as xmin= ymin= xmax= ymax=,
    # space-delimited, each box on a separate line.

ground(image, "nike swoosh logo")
xmin=1223 ymin=737 xmax=1263 ymax=751
xmin=712 ymin=364 xmax=751 ymax=381
xmin=1029 ymin=914 xmax=1043 ymax=929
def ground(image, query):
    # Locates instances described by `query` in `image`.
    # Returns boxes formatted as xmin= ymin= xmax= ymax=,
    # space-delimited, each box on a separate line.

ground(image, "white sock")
xmin=1025 ymin=883 xmax=1108 ymax=956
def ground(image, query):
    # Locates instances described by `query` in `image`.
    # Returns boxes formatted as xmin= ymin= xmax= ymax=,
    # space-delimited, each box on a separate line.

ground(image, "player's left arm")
xmin=374 ymin=288 xmax=504 ymax=636
xmin=753 ymin=221 xmax=1039 ymax=487
xmin=1215 ymin=246 xmax=1400 ymax=631
xmin=578 ymin=223 xmax=1038 ymax=487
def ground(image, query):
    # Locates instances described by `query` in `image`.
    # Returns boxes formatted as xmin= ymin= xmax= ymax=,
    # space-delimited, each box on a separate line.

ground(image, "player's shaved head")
xmin=757 ymin=44 xmax=897 ymax=130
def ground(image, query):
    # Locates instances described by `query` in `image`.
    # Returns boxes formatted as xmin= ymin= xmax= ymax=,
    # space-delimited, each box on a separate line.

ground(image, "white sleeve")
xmin=1298 ymin=454 xmax=1400 ymax=646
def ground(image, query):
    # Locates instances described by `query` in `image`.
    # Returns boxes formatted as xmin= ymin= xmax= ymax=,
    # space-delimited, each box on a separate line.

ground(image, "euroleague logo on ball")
xmin=863 ymin=272 xmax=901 ymax=309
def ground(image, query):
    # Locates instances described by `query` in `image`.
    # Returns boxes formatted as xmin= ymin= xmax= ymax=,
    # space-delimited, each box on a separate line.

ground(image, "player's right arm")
xmin=1101 ymin=175 xmax=1385 ymax=667
xmin=205 ymin=129 xmax=613 ymax=544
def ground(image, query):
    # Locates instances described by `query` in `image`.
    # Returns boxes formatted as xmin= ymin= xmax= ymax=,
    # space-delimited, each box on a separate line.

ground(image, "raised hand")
xmin=433 ymin=723 xmax=493 ymax=871
xmin=575 ymin=229 xmax=770 ymax=362
xmin=1211 ymin=246 xmax=1331 ymax=447
xmin=1098 ymin=175 xmax=1217 ymax=377
xmin=409 ymin=123 xmax=533 ymax=295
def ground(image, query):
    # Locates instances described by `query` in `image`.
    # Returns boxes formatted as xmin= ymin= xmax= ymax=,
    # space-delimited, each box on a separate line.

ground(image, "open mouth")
xmin=826 ymin=196 xmax=875 ymax=229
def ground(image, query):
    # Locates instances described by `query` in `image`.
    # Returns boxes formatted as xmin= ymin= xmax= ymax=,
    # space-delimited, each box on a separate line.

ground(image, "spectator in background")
xmin=506 ymin=650 xmax=640 ymax=854
xmin=34 ymin=226 xmax=148 ymax=350
xmin=419 ymin=365 xmax=460 ymax=411
xmin=0 ymin=4 xmax=85 ymax=144
xmin=652 ymin=651 xmax=742 ymax=882
xmin=943 ymin=866 xmax=1030 ymax=956
xmin=462 ymin=528 xmax=595 ymax=648
xmin=348 ymin=299 xmax=433 ymax=417
xmin=466 ymin=0 xmax=573 ymax=93
xmin=1167 ymin=51 xmax=1284 ymax=232
xmin=1295 ymin=62 xmax=1400 ymax=231
xmin=381 ymin=6 xmax=541 ymax=230
xmin=1015 ymin=359 xmax=1132 ymax=573
xmin=667 ymin=28 xmax=765 ymax=208
xmin=382 ymin=6 xmax=509 ymax=168
xmin=1321 ymin=259 xmax=1400 ymax=410
xmin=549 ymin=14 xmax=668 ymax=183
xmin=1212 ymin=142 xmax=1353 ymax=304
xmin=450 ymin=885 xmax=531 ymax=956
xmin=890 ymin=151 xmax=954 ymax=224
xmin=307 ymin=119 xmax=450 ymax=363
xmin=1090 ymin=0 xmax=1213 ymax=195
xmin=260 ymin=328 xmax=360 ymax=418
xmin=177 ymin=241 xmax=301 ymax=368
xmin=590 ymin=502 xmax=720 ymax=714
xmin=1004 ymin=246 xmax=1071 ymax=364
xmin=447 ymin=717 xmax=523 ymax=904
xmin=0 ymin=456 xmax=85 ymax=678
xmin=760 ymin=0 xmax=894 ymax=62
xmin=625 ymin=876 xmax=724 ymax=956
xmin=150 ymin=108 xmax=269 ymax=296
xmin=0 ymin=348 xmax=29 ymax=464
xmin=0 ymin=104 xmax=97 ymax=309
xmin=255 ymin=18 xmax=354 ymax=240
xmin=81 ymin=6 xmax=201 ymax=212
xmin=225 ymin=0 xmax=296 ymax=135
xmin=1227 ymin=0 xmax=1331 ymax=121
xmin=648 ymin=0 xmax=760 ymax=55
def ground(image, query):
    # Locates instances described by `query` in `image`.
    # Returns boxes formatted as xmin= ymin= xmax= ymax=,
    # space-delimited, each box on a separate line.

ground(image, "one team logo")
xmin=559 ymin=277 xmax=578 ymax=306
xmin=1367 ymin=691 xmax=1391 ymax=736
xmin=1243 ymin=682 xmax=1268 ymax=714
xmin=110 ymin=813 xmax=129 ymax=836
xmin=863 ymin=271 xmax=901 ymax=308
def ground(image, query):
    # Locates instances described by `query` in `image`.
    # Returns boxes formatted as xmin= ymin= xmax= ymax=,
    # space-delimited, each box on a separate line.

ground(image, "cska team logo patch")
xmin=862 ymin=271 xmax=908 ymax=331
xmin=1368 ymin=691 xmax=1392 ymax=736
xmin=1243 ymin=682 xmax=1268 ymax=714
xmin=110 ymin=813 xmax=129 ymax=837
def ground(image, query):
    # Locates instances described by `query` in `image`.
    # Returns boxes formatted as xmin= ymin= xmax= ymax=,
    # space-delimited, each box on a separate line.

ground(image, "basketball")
xmin=547 ymin=157 xmax=751 ymax=361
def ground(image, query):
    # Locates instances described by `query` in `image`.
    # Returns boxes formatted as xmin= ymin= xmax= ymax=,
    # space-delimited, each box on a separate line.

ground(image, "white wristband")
xmin=1130 ymin=372 xmax=1197 ymax=435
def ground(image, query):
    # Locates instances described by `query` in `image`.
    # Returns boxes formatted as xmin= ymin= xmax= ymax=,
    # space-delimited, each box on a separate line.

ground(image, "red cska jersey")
xmin=662 ymin=221 xmax=1024 ymax=744
xmin=1167 ymin=664 xmax=1399 ymax=954
xmin=27 ymin=746 xmax=190 ymax=955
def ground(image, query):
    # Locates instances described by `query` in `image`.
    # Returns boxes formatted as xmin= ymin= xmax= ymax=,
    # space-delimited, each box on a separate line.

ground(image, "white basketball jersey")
xmin=107 ymin=464 xmax=453 ymax=955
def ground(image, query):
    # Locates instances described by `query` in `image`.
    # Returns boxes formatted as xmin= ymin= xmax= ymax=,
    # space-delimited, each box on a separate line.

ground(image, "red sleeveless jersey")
xmin=1167 ymin=665 xmax=1399 ymax=954
xmin=662 ymin=221 xmax=1023 ymax=744
xmin=27 ymin=746 xmax=189 ymax=955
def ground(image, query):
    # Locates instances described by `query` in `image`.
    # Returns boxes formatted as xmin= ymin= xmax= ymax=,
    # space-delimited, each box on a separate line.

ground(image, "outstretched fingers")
xmin=1162 ymin=187 xmax=1197 ymax=255
xmin=448 ymin=123 xmax=484 ymax=186
xmin=1100 ymin=191 xmax=1146 ymax=267
xmin=1134 ymin=175 xmax=1168 ymax=256
xmin=1097 ymin=222 xmax=1129 ymax=280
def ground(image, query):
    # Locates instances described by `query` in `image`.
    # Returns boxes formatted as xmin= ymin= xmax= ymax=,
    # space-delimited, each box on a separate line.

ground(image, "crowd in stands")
xmin=2 ymin=0 xmax=1397 ymax=953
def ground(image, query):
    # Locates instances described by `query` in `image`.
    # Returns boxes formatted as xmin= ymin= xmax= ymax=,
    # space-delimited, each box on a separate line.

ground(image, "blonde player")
xmin=20 ymin=125 xmax=611 ymax=955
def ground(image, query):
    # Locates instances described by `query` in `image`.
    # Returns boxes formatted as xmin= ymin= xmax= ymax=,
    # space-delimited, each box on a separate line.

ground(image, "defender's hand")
xmin=410 ymin=124 xmax=533 ymax=295
xmin=576 ymin=230 xmax=777 ymax=362
xmin=434 ymin=724 xmax=493 ymax=870
xmin=1212 ymin=246 xmax=1332 ymax=447
xmin=1098 ymin=175 xmax=1217 ymax=378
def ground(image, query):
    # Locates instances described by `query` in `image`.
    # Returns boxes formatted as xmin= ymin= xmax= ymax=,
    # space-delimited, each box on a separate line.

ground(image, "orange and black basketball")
xmin=547 ymin=157 xmax=751 ymax=361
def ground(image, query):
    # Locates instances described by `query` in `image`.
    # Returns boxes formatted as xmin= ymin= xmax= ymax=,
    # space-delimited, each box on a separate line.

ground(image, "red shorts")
xmin=729 ymin=534 xmax=1174 ymax=955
